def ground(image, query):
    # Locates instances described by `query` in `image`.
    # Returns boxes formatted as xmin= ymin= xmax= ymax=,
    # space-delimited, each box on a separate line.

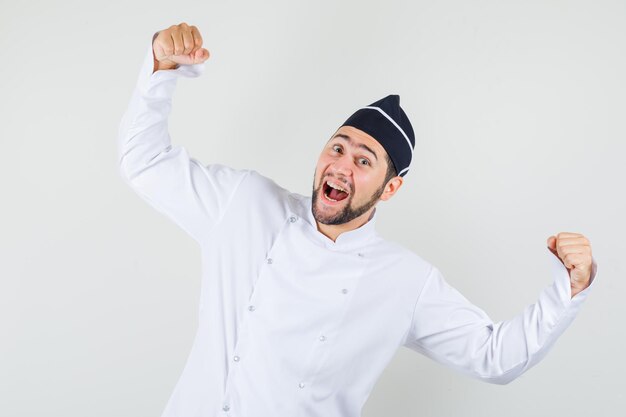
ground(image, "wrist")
xmin=570 ymin=282 xmax=590 ymax=298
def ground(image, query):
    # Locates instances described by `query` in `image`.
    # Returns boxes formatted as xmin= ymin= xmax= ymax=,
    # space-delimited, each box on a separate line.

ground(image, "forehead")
xmin=329 ymin=125 xmax=387 ymax=155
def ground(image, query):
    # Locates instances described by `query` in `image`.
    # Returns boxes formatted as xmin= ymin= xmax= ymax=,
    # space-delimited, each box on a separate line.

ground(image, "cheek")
xmin=315 ymin=156 xmax=331 ymax=174
xmin=313 ymin=162 xmax=326 ymax=185
xmin=355 ymin=171 xmax=384 ymax=195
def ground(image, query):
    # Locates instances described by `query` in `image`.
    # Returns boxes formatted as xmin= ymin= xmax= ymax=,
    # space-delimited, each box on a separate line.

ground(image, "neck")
xmin=315 ymin=207 xmax=376 ymax=242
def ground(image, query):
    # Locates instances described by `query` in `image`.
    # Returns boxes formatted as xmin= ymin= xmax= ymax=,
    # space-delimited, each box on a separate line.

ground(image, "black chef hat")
xmin=340 ymin=94 xmax=415 ymax=177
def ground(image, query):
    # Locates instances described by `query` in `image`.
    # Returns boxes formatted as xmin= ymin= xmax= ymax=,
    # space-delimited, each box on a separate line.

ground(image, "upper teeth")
xmin=327 ymin=180 xmax=348 ymax=193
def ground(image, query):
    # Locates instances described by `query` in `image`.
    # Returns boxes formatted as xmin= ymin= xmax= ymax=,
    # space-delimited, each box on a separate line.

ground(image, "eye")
xmin=332 ymin=144 xmax=342 ymax=153
xmin=358 ymin=158 xmax=370 ymax=166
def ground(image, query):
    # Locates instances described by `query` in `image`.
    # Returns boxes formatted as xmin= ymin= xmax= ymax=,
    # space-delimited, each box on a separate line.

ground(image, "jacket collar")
xmin=294 ymin=195 xmax=378 ymax=251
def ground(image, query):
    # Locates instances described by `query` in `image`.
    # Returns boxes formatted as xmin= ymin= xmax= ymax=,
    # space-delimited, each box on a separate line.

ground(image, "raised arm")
xmin=402 ymin=234 xmax=598 ymax=385
xmin=117 ymin=23 xmax=250 ymax=245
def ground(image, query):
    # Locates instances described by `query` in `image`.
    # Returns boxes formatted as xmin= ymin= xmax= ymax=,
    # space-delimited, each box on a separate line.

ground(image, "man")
xmin=118 ymin=23 xmax=597 ymax=417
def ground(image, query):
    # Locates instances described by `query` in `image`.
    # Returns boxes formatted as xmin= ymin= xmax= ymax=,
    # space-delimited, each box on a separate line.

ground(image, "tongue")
xmin=329 ymin=188 xmax=348 ymax=201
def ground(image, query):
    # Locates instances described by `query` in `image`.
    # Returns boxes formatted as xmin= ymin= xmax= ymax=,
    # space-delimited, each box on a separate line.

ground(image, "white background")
xmin=1 ymin=0 xmax=624 ymax=416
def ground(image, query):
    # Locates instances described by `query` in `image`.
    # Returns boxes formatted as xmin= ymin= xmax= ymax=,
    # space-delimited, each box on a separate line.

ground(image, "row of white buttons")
xmin=221 ymin=216 xmax=312 ymax=412
xmin=240 ymin=215 xmax=346 ymax=396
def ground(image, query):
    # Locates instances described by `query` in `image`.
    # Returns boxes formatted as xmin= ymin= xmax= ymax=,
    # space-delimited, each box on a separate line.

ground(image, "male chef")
xmin=118 ymin=22 xmax=598 ymax=417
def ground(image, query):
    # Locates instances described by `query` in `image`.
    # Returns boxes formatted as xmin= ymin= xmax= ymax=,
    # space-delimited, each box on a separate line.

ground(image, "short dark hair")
xmin=382 ymin=152 xmax=398 ymax=187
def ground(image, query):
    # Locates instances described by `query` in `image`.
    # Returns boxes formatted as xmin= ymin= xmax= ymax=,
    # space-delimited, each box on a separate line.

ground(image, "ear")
xmin=379 ymin=176 xmax=403 ymax=202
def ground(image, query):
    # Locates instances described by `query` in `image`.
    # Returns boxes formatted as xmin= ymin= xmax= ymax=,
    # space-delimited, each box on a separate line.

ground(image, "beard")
xmin=311 ymin=174 xmax=386 ymax=225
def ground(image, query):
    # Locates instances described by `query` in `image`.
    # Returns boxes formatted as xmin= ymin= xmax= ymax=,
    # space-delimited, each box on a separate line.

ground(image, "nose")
xmin=330 ymin=154 xmax=353 ymax=177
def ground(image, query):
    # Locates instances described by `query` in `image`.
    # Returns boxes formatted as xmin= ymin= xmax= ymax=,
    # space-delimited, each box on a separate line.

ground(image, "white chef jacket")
xmin=117 ymin=36 xmax=598 ymax=417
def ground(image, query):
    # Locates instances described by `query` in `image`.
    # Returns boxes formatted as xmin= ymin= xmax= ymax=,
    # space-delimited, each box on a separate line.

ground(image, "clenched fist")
xmin=152 ymin=22 xmax=210 ymax=73
xmin=547 ymin=232 xmax=593 ymax=297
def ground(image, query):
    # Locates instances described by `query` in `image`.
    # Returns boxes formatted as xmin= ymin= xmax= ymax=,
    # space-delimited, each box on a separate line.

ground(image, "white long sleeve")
xmin=403 ymin=249 xmax=598 ymax=384
xmin=117 ymin=33 xmax=250 ymax=244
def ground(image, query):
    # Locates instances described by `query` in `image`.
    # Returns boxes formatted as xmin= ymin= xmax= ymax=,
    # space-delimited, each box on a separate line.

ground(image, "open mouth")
xmin=322 ymin=179 xmax=350 ymax=202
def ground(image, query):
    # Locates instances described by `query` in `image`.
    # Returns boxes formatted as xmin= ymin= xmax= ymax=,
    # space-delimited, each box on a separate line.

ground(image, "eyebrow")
xmin=331 ymin=133 xmax=379 ymax=161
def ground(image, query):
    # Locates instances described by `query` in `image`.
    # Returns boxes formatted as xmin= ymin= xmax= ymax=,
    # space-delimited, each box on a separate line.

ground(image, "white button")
xmin=222 ymin=405 xmax=230 ymax=411
xmin=267 ymin=258 xmax=273 ymax=264
xmin=289 ymin=216 xmax=297 ymax=223
xmin=248 ymin=305 xmax=256 ymax=311
xmin=357 ymin=252 xmax=364 ymax=257
xmin=298 ymin=382 xmax=305 ymax=388
xmin=319 ymin=335 xmax=326 ymax=341
xmin=341 ymin=288 xmax=348 ymax=294
xmin=233 ymin=355 xmax=240 ymax=362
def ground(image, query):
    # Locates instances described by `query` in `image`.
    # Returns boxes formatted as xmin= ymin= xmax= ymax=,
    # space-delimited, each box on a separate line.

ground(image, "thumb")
xmin=192 ymin=48 xmax=210 ymax=64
